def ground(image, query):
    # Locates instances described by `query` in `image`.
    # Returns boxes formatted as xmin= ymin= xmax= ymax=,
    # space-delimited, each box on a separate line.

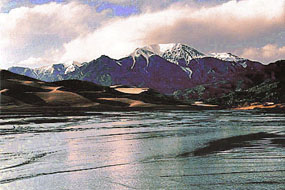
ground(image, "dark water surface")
xmin=0 ymin=110 xmax=284 ymax=189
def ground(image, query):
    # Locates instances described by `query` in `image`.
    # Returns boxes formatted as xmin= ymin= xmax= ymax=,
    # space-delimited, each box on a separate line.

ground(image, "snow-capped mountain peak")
xmin=34 ymin=61 xmax=82 ymax=75
xmin=161 ymin=43 xmax=205 ymax=65
xmin=63 ymin=61 xmax=82 ymax=74
xmin=210 ymin=53 xmax=245 ymax=62
xmin=128 ymin=44 xmax=250 ymax=78
xmin=209 ymin=53 xmax=248 ymax=68
xmin=36 ymin=65 xmax=55 ymax=74
xmin=130 ymin=43 xmax=205 ymax=67
xmin=142 ymin=43 xmax=176 ymax=56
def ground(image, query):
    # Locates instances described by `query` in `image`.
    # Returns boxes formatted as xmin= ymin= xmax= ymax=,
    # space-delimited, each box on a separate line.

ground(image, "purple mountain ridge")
xmin=8 ymin=43 xmax=284 ymax=105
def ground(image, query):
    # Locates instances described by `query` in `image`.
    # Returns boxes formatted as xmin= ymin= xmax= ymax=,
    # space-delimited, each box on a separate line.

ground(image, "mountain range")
xmin=7 ymin=43 xmax=285 ymax=108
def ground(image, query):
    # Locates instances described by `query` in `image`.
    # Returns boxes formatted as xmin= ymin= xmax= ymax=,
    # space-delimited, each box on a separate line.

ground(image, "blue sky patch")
xmin=29 ymin=0 xmax=65 ymax=4
xmin=96 ymin=2 xmax=139 ymax=17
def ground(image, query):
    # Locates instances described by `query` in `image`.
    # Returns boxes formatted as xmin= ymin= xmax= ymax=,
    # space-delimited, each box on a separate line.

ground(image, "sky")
xmin=0 ymin=0 xmax=284 ymax=69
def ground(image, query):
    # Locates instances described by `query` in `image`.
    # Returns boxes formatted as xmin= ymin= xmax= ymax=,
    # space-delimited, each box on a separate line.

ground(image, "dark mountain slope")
xmin=204 ymin=60 xmax=285 ymax=107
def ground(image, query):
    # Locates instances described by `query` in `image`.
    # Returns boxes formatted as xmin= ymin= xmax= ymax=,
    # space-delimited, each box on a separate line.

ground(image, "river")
xmin=0 ymin=110 xmax=284 ymax=189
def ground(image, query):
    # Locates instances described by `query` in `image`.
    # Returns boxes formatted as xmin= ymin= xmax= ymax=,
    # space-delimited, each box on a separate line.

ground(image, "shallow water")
xmin=0 ymin=110 xmax=284 ymax=189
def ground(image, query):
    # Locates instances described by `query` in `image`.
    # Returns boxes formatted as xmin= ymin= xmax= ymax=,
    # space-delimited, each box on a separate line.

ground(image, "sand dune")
xmin=0 ymin=89 xmax=8 ymax=93
xmin=98 ymin=98 xmax=154 ymax=107
xmin=114 ymin=88 xmax=149 ymax=94
xmin=36 ymin=91 xmax=96 ymax=107
xmin=1 ymin=70 xmax=186 ymax=110
xmin=234 ymin=103 xmax=284 ymax=110
xmin=192 ymin=101 xmax=218 ymax=107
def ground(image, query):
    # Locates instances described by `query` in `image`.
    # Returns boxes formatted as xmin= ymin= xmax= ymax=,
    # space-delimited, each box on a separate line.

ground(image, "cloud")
xmin=1 ymin=0 xmax=285 ymax=69
xmin=60 ymin=7 xmax=187 ymax=62
xmin=145 ymin=0 xmax=285 ymax=52
xmin=0 ymin=0 xmax=9 ymax=9
xmin=11 ymin=48 xmax=64 ymax=68
xmin=241 ymin=44 xmax=285 ymax=63
xmin=60 ymin=0 xmax=285 ymax=63
xmin=0 ymin=1 xmax=109 ymax=68
xmin=14 ymin=57 xmax=54 ymax=68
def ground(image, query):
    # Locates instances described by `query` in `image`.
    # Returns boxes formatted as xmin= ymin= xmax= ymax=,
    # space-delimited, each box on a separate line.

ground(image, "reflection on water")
xmin=0 ymin=110 xmax=285 ymax=189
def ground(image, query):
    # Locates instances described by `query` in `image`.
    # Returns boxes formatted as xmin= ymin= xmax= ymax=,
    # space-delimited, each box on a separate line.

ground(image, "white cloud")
xmin=14 ymin=57 xmax=53 ymax=68
xmin=0 ymin=1 xmax=108 ymax=68
xmin=0 ymin=0 xmax=9 ymax=9
xmin=241 ymin=44 xmax=285 ymax=63
xmin=60 ymin=0 xmax=285 ymax=63
xmin=1 ymin=0 xmax=285 ymax=68
xmin=12 ymin=48 xmax=64 ymax=68
xmin=60 ymin=7 xmax=185 ymax=62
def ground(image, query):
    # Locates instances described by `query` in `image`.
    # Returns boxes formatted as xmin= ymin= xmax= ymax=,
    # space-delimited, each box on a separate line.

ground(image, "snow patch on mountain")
xmin=142 ymin=43 xmax=176 ymax=56
xmin=180 ymin=66 xmax=193 ymax=78
xmin=116 ymin=61 xmax=122 ymax=66
xmin=210 ymin=53 xmax=248 ymax=68
xmin=157 ymin=43 xmax=177 ymax=53
xmin=35 ymin=65 xmax=54 ymax=74
xmin=130 ymin=48 xmax=155 ymax=68
xmin=35 ymin=61 xmax=82 ymax=75
xmin=64 ymin=61 xmax=82 ymax=74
